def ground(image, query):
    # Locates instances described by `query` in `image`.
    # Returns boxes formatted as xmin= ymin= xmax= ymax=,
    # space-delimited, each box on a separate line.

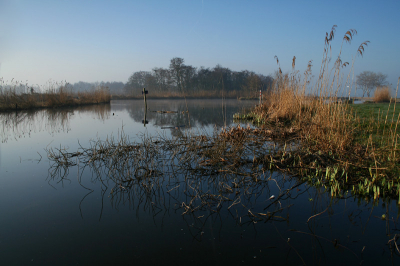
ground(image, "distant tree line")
xmin=124 ymin=57 xmax=273 ymax=95
xmin=68 ymin=81 xmax=125 ymax=94
xmin=2 ymin=58 xmax=273 ymax=96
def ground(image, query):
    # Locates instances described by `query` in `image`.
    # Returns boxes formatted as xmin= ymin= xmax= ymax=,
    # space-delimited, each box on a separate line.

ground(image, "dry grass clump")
xmin=302 ymin=100 xmax=354 ymax=153
xmin=78 ymin=87 xmax=111 ymax=103
xmin=373 ymin=86 xmax=391 ymax=102
xmin=251 ymin=77 xmax=354 ymax=154
xmin=44 ymin=85 xmax=73 ymax=106
xmin=255 ymin=88 xmax=300 ymax=123
xmin=248 ymin=26 xmax=365 ymax=155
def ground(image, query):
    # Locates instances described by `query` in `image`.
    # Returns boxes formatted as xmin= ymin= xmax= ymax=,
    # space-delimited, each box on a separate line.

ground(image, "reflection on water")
xmin=0 ymin=99 xmax=239 ymax=142
xmin=1 ymin=99 xmax=399 ymax=265
xmin=114 ymin=99 xmax=251 ymax=128
xmin=0 ymin=104 xmax=111 ymax=143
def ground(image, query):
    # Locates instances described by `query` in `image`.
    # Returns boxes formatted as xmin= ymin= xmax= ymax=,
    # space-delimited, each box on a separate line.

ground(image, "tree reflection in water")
xmin=0 ymin=104 xmax=110 ymax=143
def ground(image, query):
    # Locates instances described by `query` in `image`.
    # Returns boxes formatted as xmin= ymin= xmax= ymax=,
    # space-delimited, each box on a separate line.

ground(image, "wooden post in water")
xmin=142 ymin=109 xmax=148 ymax=127
xmin=142 ymin=88 xmax=149 ymax=127
xmin=142 ymin=87 xmax=148 ymax=110
xmin=259 ymin=90 xmax=262 ymax=105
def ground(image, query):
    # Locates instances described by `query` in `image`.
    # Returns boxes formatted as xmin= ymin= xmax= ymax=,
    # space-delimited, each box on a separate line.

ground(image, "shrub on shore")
xmin=373 ymin=86 xmax=391 ymax=102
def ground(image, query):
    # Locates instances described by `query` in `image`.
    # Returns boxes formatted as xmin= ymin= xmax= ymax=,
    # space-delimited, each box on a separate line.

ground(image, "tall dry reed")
xmin=255 ymin=26 xmax=360 ymax=154
xmin=249 ymin=27 xmax=364 ymax=154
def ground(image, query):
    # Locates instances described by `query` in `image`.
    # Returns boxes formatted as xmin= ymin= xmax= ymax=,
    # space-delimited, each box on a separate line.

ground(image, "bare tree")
xmin=244 ymin=72 xmax=262 ymax=93
xmin=124 ymin=71 xmax=152 ymax=95
xmin=357 ymin=71 xmax=388 ymax=97
xmin=181 ymin=65 xmax=197 ymax=92
xmin=153 ymin=68 xmax=172 ymax=92
xmin=169 ymin=57 xmax=185 ymax=92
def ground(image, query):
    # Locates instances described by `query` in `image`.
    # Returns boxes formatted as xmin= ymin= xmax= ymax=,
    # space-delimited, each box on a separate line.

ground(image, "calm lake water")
xmin=0 ymin=99 xmax=399 ymax=266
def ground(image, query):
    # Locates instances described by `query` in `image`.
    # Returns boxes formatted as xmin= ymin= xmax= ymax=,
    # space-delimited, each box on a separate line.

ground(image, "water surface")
xmin=0 ymin=99 xmax=399 ymax=266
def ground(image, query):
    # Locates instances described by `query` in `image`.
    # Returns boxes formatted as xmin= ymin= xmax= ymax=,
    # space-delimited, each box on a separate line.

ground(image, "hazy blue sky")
xmin=1 ymin=0 xmax=399 ymax=90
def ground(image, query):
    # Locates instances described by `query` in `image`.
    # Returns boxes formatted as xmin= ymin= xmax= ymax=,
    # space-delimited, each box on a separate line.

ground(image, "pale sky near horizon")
xmin=0 ymin=0 xmax=399 ymax=93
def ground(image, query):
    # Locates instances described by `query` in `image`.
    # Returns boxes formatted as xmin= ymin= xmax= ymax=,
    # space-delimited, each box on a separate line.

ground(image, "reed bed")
xmin=0 ymin=80 xmax=111 ymax=111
